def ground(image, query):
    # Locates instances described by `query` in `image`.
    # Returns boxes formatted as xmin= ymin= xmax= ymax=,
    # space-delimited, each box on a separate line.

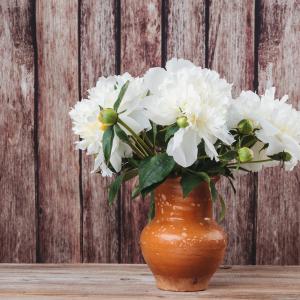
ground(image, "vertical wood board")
xmin=80 ymin=0 xmax=119 ymax=263
xmin=0 ymin=0 xmax=36 ymax=263
xmin=36 ymin=0 xmax=81 ymax=262
xmin=120 ymin=0 xmax=162 ymax=263
xmin=208 ymin=0 xmax=256 ymax=265
xmin=256 ymin=0 xmax=300 ymax=265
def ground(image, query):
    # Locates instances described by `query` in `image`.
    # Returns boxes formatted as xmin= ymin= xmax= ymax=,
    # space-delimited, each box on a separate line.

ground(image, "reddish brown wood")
xmin=36 ymin=0 xmax=81 ymax=262
xmin=0 ymin=0 xmax=36 ymax=262
xmin=256 ymin=0 xmax=300 ymax=265
xmin=80 ymin=0 xmax=119 ymax=263
xmin=208 ymin=0 xmax=256 ymax=264
xmin=168 ymin=0 xmax=205 ymax=65
xmin=120 ymin=0 xmax=161 ymax=263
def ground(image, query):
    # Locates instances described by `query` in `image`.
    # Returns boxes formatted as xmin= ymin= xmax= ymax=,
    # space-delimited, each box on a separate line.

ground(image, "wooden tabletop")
xmin=0 ymin=264 xmax=299 ymax=300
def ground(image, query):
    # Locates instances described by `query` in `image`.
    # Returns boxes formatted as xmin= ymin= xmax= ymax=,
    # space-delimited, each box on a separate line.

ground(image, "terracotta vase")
xmin=140 ymin=177 xmax=227 ymax=292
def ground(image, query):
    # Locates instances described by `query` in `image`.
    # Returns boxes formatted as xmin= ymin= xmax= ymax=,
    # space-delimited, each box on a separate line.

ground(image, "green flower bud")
xmin=238 ymin=147 xmax=254 ymax=163
xmin=282 ymin=152 xmax=292 ymax=162
xmin=269 ymin=151 xmax=292 ymax=162
xmin=237 ymin=119 xmax=254 ymax=135
xmin=98 ymin=108 xmax=118 ymax=126
xmin=176 ymin=116 xmax=189 ymax=128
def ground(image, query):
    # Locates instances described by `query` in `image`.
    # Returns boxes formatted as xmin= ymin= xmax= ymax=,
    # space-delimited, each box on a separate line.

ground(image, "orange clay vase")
xmin=140 ymin=177 xmax=227 ymax=292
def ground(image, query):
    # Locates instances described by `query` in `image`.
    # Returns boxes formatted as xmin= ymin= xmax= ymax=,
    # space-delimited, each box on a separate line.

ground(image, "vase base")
xmin=155 ymin=275 xmax=209 ymax=292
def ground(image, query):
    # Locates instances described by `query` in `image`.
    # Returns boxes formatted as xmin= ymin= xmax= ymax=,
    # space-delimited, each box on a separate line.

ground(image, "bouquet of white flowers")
xmin=70 ymin=58 xmax=300 ymax=220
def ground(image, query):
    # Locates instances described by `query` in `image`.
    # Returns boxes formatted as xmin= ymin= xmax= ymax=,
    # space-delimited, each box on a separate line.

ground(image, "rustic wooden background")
xmin=1 ymin=0 xmax=299 ymax=264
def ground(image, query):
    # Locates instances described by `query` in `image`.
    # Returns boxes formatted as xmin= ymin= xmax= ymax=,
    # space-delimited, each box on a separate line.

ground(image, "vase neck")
xmin=154 ymin=177 xmax=213 ymax=222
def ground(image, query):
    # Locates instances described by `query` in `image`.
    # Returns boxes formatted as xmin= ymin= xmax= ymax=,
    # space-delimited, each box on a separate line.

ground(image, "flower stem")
xmin=117 ymin=118 xmax=153 ymax=156
xmin=227 ymin=158 xmax=273 ymax=167
xmin=142 ymin=131 xmax=154 ymax=149
xmin=128 ymin=138 xmax=146 ymax=159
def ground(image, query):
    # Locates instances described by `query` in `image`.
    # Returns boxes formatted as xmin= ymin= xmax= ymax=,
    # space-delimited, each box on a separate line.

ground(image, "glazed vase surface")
xmin=140 ymin=177 xmax=227 ymax=291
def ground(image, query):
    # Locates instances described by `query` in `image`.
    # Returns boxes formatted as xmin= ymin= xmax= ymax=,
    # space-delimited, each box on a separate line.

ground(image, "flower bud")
xmin=270 ymin=151 xmax=292 ymax=162
xmin=237 ymin=119 xmax=254 ymax=135
xmin=176 ymin=116 xmax=189 ymax=128
xmin=99 ymin=123 xmax=109 ymax=131
xmin=238 ymin=147 xmax=254 ymax=162
xmin=98 ymin=108 xmax=118 ymax=126
xmin=282 ymin=152 xmax=292 ymax=162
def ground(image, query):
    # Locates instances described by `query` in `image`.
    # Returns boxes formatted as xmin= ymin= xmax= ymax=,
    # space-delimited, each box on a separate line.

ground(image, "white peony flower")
xmin=89 ymin=73 xmax=151 ymax=134
xmin=229 ymin=87 xmax=300 ymax=171
xmin=70 ymin=73 xmax=151 ymax=175
xmin=255 ymin=87 xmax=300 ymax=170
xmin=143 ymin=58 xmax=234 ymax=167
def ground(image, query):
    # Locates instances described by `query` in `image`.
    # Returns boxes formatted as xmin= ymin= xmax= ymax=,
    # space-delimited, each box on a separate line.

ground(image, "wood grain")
xmin=120 ymin=0 xmax=161 ymax=263
xmin=0 ymin=0 xmax=36 ymax=262
xmin=0 ymin=264 xmax=299 ymax=299
xmin=256 ymin=0 xmax=300 ymax=265
xmin=36 ymin=0 xmax=80 ymax=262
xmin=168 ymin=0 xmax=206 ymax=65
xmin=80 ymin=0 xmax=119 ymax=263
xmin=208 ymin=0 xmax=256 ymax=265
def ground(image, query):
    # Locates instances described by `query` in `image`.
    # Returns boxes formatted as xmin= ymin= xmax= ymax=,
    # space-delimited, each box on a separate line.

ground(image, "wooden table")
xmin=0 ymin=264 xmax=299 ymax=299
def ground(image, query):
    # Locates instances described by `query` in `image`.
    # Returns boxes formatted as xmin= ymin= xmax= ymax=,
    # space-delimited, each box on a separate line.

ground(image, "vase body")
xmin=140 ymin=177 xmax=227 ymax=291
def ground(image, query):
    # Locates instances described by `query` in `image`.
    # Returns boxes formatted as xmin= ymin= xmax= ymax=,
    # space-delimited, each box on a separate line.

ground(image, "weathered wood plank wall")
xmin=0 ymin=0 xmax=299 ymax=264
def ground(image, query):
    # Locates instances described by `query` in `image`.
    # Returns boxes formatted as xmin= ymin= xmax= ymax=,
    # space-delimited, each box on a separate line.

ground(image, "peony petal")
xmin=143 ymin=67 xmax=168 ymax=94
xmin=202 ymin=135 xmax=219 ymax=160
xmin=166 ymin=58 xmax=196 ymax=72
xmin=142 ymin=95 xmax=178 ymax=125
xmin=167 ymin=128 xmax=200 ymax=167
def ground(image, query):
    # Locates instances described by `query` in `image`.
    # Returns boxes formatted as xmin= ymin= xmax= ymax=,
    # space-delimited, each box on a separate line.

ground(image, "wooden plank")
xmin=168 ymin=0 xmax=206 ymax=65
xmin=0 ymin=0 xmax=36 ymax=263
xmin=256 ymin=0 xmax=300 ymax=265
xmin=0 ymin=264 xmax=299 ymax=299
xmin=36 ymin=0 xmax=81 ymax=262
xmin=208 ymin=0 xmax=256 ymax=265
xmin=80 ymin=0 xmax=119 ymax=263
xmin=120 ymin=0 xmax=161 ymax=263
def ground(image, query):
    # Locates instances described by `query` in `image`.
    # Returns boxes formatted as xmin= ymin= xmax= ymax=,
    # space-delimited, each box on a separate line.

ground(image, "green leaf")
xmin=148 ymin=191 xmax=155 ymax=222
xmin=218 ymin=194 xmax=226 ymax=222
xmin=108 ymin=169 xmax=138 ymax=205
xmin=180 ymin=173 xmax=204 ymax=198
xmin=131 ymin=179 xmax=163 ymax=200
xmin=114 ymin=123 xmax=130 ymax=144
xmin=210 ymin=181 xmax=218 ymax=202
xmin=128 ymin=158 xmax=140 ymax=168
xmin=103 ymin=126 xmax=114 ymax=163
xmin=165 ymin=124 xmax=179 ymax=142
xmin=138 ymin=153 xmax=175 ymax=192
xmin=113 ymin=80 xmax=130 ymax=111
xmin=141 ymin=180 xmax=163 ymax=199
xmin=218 ymin=150 xmax=237 ymax=161
xmin=240 ymin=135 xmax=257 ymax=148
xmin=259 ymin=143 xmax=269 ymax=153
xmin=197 ymin=171 xmax=210 ymax=183
xmin=108 ymin=174 xmax=125 ymax=205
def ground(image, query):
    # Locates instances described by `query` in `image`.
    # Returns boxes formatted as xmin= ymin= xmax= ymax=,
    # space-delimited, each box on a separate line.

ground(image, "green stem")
xmin=227 ymin=158 xmax=273 ymax=167
xmin=118 ymin=118 xmax=153 ymax=156
xmin=142 ymin=131 xmax=154 ymax=149
xmin=128 ymin=137 xmax=146 ymax=159
xmin=197 ymin=155 xmax=209 ymax=160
